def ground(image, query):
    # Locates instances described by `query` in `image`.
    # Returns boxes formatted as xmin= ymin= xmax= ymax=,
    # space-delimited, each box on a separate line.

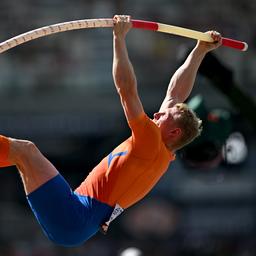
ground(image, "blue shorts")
xmin=27 ymin=174 xmax=114 ymax=247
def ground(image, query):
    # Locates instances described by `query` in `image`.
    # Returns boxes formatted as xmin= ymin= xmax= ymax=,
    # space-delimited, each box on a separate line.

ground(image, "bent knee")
xmin=18 ymin=140 xmax=39 ymax=155
xmin=10 ymin=139 xmax=41 ymax=162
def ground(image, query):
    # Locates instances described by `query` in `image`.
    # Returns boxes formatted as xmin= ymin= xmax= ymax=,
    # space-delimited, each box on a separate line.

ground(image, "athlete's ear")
xmin=168 ymin=128 xmax=182 ymax=138
xmin=153 ymin=112 xmax=164 ymax=120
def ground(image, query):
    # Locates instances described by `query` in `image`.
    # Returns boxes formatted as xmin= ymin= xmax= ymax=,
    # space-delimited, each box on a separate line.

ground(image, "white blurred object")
xmin=222 ymin=132 xmax=248 ymax=164
xmin=120 ymin=247 xmax=143 ymax=256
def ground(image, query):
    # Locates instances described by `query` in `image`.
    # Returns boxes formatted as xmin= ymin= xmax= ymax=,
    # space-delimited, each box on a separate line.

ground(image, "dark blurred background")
xmin=0 ymin=0 xmax=255 ymax=255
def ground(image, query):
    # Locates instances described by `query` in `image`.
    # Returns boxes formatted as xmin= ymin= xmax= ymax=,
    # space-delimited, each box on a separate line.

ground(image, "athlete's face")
xmin=153 ymin=105 xmax=182 ymax=142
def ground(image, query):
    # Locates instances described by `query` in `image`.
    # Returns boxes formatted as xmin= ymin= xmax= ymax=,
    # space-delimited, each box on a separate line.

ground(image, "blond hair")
xmin=169 ymin=103 xmax=202 ymax=151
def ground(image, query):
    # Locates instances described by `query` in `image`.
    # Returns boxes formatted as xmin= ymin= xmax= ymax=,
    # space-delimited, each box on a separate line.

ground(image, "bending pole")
xmin=0 ymin=18 xmax=248 ymax=54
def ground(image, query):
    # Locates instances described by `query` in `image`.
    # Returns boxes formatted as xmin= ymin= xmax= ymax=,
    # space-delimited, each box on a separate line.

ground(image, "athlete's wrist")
xmin=113 ymin=34 xmax=127 ymax=41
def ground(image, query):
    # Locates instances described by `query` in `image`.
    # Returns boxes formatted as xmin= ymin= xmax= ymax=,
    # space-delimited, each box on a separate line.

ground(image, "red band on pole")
xmin=132 ymin=20 xmax=158 ymax=31
xmin=222 ymin=37 xmax=247 ymax=51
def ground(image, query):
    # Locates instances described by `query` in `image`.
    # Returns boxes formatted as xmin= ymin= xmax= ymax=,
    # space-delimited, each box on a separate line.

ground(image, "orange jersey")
xmin=75 ymin=113 xmax=175 ymax=209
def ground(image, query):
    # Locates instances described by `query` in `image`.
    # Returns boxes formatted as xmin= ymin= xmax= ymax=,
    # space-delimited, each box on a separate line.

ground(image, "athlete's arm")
xmin=112 ymin=15 xmax=144 ymax=121
xmin=159 ymin=31 xmax=222 ymax=112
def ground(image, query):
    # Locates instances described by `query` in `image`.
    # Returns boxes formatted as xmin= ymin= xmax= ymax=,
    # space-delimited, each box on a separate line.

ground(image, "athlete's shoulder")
xmin=128 ymin=112 xmax=156 ymax=129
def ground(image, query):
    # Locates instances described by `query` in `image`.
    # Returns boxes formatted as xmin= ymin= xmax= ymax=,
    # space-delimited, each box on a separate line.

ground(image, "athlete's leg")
xmin=0 ymin=135 xmax=114 ymax=246
xmin=6 ymin=136 xmax=59 ymax=194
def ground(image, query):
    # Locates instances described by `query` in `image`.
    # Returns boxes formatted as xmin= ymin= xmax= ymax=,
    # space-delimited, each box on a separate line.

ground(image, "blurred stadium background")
xmin=0 ymin=0 xmax=255 ymax=255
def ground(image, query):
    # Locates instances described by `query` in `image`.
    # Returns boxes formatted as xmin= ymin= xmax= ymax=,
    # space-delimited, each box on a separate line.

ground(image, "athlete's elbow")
xmin=116 ymin=84 xmax=138 ymax=100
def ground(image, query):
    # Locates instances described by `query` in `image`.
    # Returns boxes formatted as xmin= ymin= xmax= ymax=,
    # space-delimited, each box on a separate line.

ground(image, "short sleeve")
xmin=128 ymin=113 xmax=162 ymax=159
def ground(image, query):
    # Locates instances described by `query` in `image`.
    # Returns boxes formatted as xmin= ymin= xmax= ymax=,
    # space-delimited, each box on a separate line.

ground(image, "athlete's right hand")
xmin=196 ymin=30 xmax=222 ymax=53
xmin=113 ymin=15 xmax=132 ymax=38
